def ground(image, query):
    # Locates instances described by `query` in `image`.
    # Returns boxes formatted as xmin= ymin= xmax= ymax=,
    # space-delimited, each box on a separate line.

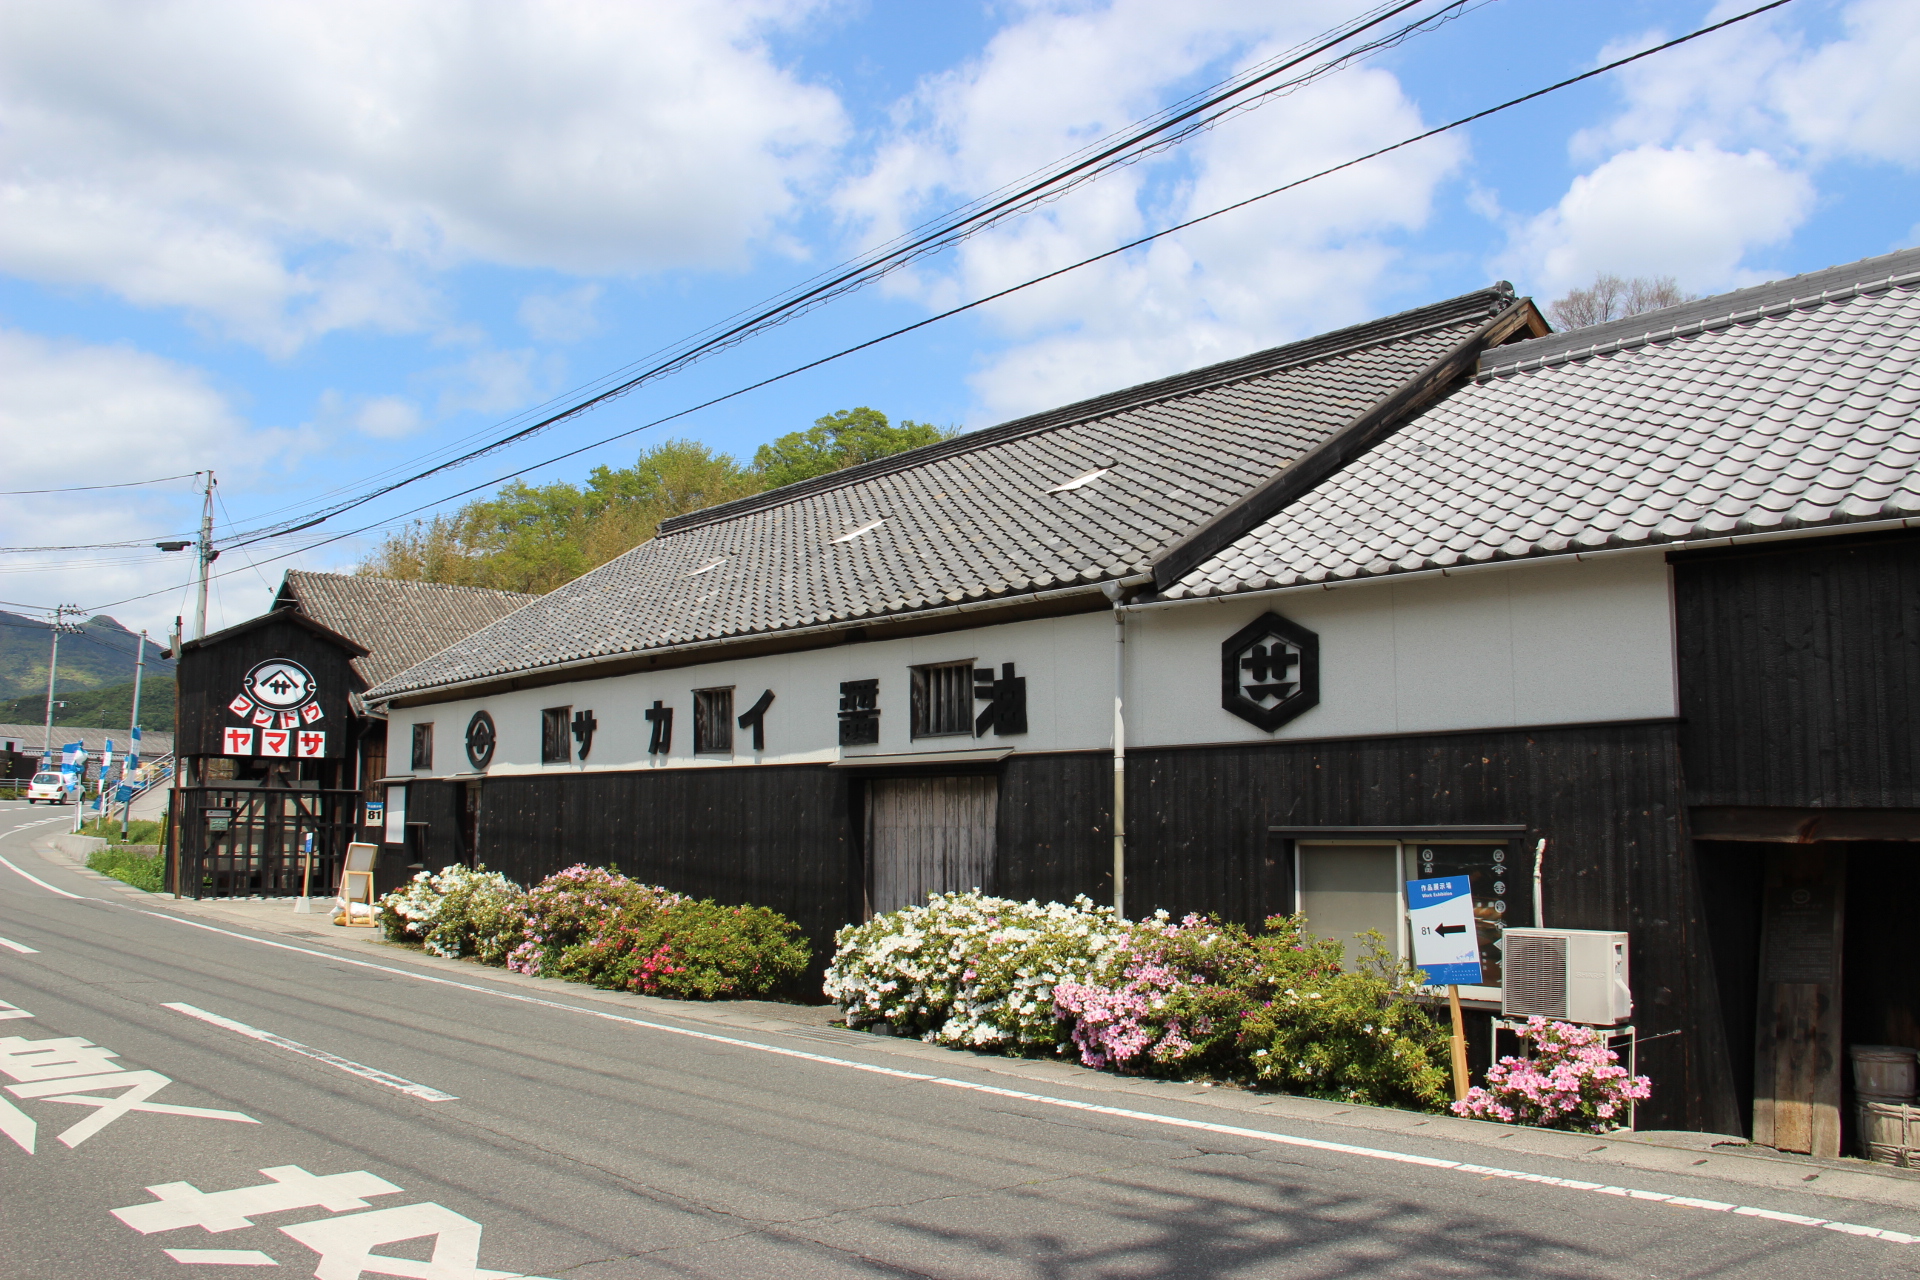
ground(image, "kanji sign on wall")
xmin=1220 ymin=612 xmax=1319 ymax=732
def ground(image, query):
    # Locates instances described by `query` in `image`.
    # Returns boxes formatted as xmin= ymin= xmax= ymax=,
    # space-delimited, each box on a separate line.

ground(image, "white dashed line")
xmin=0 ymin=935 xmax=37 ymax=954
xmin=163 ymin=1003 xmax=458 ymax=1103
xmin=137 ymin=911 xmax=1917 ymax=1248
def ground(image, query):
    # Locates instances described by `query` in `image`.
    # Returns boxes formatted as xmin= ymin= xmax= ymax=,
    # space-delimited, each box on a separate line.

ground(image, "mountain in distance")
xmin=0 ymin=612 xmax=177 ymax=702
xmin=0 ymin=676 xmax=177 ymax=735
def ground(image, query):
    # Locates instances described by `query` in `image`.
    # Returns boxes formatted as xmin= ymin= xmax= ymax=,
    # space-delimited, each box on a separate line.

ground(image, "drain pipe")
xmin=1532 ymin=837 xmax=1547 ymax=927
xmin=1103 ymin=583 xmax=1130 ymax=920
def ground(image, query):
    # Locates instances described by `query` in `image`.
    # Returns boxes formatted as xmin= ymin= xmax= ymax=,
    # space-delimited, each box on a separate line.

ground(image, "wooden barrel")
xmin=1858 ymin=1101 xmax=1918 ymax=1166
xmin=1850 ymin=1044 xmax=1918 ymax=1101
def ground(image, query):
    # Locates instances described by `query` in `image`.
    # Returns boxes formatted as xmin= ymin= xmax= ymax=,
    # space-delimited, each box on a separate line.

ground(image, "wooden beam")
xmin=1151 ymin=299 xmax=1542 ymax=593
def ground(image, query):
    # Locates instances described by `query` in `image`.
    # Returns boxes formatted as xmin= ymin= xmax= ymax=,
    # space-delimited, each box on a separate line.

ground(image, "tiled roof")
xmin=277 ymin=571 xmax=535 ymax=690
xmin=1167 ymin=251 xmax=1920 ymax=597
xmin=368 ymin=286 xmax=1518 ymax=699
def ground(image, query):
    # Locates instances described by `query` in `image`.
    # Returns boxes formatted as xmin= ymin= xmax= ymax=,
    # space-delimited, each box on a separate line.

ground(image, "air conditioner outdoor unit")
xmin=1501 ymin=928 xmax=1632 ymax=1025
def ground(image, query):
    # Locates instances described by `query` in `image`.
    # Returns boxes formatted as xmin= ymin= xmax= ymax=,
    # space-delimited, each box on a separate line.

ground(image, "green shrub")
xmin=80 ymin=817 xmax=166 ymax=845
xmin=586 ymin=900 xmax=811 ymax=999
xmin=1054 ymin=913 xmax=1259 ymax=1075
xmin=378 ymin=864 xmax=525 ymax=960
xmin=1234 ymin=917 xmax=1453 ymax=1110
xmin=825 ymin=892 xmax=1131 ymax=1050
xmin=510 ymin=864 xmax=685 ymax=979
xmin=86 ymin=846 xmax=164 ymax=892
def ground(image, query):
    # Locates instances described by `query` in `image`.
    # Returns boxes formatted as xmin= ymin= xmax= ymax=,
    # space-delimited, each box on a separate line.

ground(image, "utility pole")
xmin=193 ymin=470 xmax=217 ymax=640
xmin=122 ymin=630 xmax=147 ymax=839
xmin=40 ymin=604 xmax=81 ymax=770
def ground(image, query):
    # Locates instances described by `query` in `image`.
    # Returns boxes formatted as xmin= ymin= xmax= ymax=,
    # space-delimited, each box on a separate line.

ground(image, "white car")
xmin=25 ymin=772 xmax=69 ymax=804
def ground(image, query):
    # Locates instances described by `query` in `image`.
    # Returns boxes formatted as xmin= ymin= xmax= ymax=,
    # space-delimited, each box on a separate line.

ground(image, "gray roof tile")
xmin=369 ymin=287 xmax=1515 ymax=699
xmin=276 ymin=571 xmax=535 ymax=690
xmin=1168 ymin=261 xmax=1920 ymax=598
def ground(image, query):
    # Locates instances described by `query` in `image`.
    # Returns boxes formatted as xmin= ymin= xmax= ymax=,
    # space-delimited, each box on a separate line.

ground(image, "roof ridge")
xmin=656 ymin=283 xmax=1516 ymax=536
xmin=286 ymin=568 xmax=535 ymax=600
xmin=1478 ymin=268 xmax=1920 ymax=382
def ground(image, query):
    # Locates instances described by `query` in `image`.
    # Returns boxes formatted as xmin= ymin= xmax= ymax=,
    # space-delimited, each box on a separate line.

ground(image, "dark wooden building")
xmin=363 ymin=251 xmax=1920 ymax=1145
xmin=165 ymin=573 xmax=532 ymax=898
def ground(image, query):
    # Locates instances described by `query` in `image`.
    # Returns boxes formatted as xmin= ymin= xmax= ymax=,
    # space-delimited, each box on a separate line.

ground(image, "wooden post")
xmin=1752 ymin=847 xmax=1846 ymax=1156
xmin=1448 ymin=984 xmax=1470 ymax=1101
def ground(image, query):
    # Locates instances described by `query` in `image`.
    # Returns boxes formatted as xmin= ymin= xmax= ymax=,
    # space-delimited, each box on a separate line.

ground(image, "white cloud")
xmin=519 ymin=284 xmax=603 ymax=344
xmin=0 ymin=1 xmax=845 ymax=353
xmin=1507 ymin=0 xmax=1920 ymax=298
xmin=1503 ymin=144 xmax=1813 ymax=296
xmin=0 ymin=330 xmax=294 ymax=632
xmin=836 ymin=1 xmax=1464 ymax=418
xmin=352 ymin=396 xmax=423 ymax=440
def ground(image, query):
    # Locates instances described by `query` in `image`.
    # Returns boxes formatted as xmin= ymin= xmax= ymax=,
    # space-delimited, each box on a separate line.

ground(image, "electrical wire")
xmin=212 ymin=0 xmax=1482 ymax=546
xmin=52 ymin=0 xmax=1797 ymax=615
xmin=0 ymin=471 xmax=202 ymax=496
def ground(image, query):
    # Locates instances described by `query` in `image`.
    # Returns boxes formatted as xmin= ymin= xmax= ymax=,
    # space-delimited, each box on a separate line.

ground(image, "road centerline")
xmin=127 ymin=908 xmax=1920 ymax=1248
xmin=162 ymin=1002 xmax=458 ymax=1103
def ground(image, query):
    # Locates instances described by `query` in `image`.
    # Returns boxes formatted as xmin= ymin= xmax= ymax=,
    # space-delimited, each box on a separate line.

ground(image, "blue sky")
xmin=2 ymin=0 xmax=1914 ymax=637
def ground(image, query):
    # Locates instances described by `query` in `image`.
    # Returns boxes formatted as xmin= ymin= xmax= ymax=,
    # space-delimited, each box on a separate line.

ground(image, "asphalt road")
xmin=1 ymin=797 xmax=1916 ymax=1279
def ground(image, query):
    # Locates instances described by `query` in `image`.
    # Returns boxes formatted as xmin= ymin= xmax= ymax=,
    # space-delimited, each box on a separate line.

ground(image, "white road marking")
xmin=0 ymin=998 xmax=33 ymax=1019
xmin=137 ymin=911 xmax=1916 ymax=1249
xmin=116 ymin=1166 xmax=403 ymax=1233
xmin=163 ymin=1249 xmax=279 ymax=1266
xmin=163 ymin=1003 xmax=458 ymax=1103
xmin=0 ymin=852 xmax=89 ymax=899
xmin=0 ymin=936 xmax=36 ymax=954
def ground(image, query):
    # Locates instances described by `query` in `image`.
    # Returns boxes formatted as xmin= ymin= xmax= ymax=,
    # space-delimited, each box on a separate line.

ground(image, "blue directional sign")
xmin=1407 ymin=875 xmax=1484 ymax=986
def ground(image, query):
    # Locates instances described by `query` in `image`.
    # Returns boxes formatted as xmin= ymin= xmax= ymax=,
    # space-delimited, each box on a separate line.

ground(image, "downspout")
xmin=1102 ymin=581 xmax=1133 ymax=919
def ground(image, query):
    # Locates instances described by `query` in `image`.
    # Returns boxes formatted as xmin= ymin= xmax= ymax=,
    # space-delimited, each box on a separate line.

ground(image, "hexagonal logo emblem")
xmin=1221 ymin=612 xmax=1319 ymax=732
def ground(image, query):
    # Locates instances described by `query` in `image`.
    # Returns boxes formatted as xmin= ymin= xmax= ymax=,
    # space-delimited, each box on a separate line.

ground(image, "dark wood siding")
xmin=1675 ymin=530 xmax=1920 ymax=808
xmin=996 ymin=751 xmax=1112 ymax=907
xmin=176 ymin=617 xmax=359 ymax=758
xmin=1125 ymin=722 xmax=1735 ymax=1133
xmin=473 ymin=764 xmax=854 ymax=985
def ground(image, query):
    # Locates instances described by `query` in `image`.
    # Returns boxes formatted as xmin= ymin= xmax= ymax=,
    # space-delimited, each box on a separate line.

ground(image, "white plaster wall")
xmin=384 ymin=551 xmax=1678 ymax=777
xmin=1126 ymin=551 xmax=1677 ymax=746
xmin=386 ymin=610 xmax=1116 ymax=778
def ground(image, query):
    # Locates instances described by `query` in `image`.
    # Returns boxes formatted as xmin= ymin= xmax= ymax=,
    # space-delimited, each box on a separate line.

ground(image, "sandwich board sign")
xmin=1407 ymin=875 xmax=1483 ymax=986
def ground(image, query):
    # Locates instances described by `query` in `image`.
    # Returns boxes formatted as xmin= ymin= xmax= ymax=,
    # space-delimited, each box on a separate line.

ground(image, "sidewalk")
xmin=29 ymin=831 xmax=1920 ymax=1218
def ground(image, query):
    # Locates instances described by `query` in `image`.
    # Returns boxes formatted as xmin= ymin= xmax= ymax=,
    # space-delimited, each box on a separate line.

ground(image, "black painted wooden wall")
xmin=1675 ymin=530 xmax=1920 ymax=807
xmin=176 ymin=612 xmax=360 ymax=759
xmin=415 ymin=725 xmax=1730 ymax=1130
xmin=1125 ymin=722 xmax=1734 ymax=1134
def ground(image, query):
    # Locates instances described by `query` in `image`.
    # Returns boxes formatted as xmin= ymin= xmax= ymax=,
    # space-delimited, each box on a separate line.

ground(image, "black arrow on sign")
xmin=1435 ymin=923 xmax=1468 ymax=936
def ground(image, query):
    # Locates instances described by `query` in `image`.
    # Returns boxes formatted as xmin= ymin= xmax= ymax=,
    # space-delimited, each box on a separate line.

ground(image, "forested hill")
xmin=0 ymin=612 xmax=176 ymax=701
xmin=0 ymin=676 xmax=177 ymax=734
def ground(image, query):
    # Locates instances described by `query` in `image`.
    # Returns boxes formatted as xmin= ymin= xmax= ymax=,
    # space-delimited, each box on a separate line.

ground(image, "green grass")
xmin=79 ymin=816 xmax=165 ymax=845
xmin=86 ymin=846 xmax=163 ymax=892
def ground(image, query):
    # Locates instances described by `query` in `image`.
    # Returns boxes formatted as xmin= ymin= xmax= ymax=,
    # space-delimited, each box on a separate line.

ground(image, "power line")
xmin=61 ymin=0 xmax=1797 ymax=615
xmin=0 ymin=470 xmax=202 ymax=496
xmin=211 ymin=0 xmax=1480 ymax=548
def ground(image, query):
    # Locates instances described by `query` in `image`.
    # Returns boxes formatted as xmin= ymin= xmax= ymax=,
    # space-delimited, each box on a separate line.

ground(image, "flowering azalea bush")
xmin=824 ymin=891 xmax=1129 ymax=1050
xmin=1234 ymin=918 xmax=1453 ymax=1109
xmin=374 ymin=861 xmax=808 ymax=1000
xmin=593 ymin=900 xmax=812 ymax=999
xmin=378 ymin=864 xmax=524 ymax=961
xmin=507 ymin=864 xmax=685 ymax=979
xmin=1452 ymin=1017 xmax=1651 ymax=1132
xmin=1053 ymin=913 xmax=1254 ymax=1073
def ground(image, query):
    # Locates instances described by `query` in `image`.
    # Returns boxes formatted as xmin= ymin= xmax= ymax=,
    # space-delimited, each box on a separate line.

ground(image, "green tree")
xmin=753 ymin=407 xmax=958 ymax=489
xmin=358 ymin=439 xmax=760 ymax=593
xmin=359 ymin=411 xmax=947 ymax=593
